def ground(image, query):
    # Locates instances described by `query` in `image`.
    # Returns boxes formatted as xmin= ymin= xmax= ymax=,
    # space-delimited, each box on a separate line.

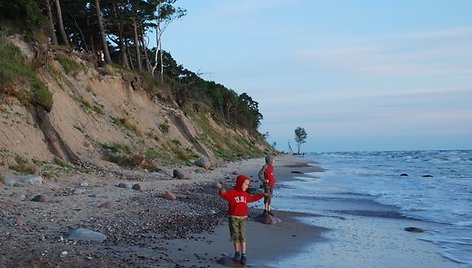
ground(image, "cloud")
xmin=296 ymin=27 xmax=472 ymax=76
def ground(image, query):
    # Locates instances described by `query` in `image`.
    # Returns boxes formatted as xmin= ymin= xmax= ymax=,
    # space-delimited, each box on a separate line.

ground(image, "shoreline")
xmin=1 ymin=154 xmax=463 ymax=267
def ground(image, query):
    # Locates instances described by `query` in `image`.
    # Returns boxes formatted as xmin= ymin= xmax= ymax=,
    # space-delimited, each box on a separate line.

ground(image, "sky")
xmin=150 ymin=0 xmax=472 ymax=153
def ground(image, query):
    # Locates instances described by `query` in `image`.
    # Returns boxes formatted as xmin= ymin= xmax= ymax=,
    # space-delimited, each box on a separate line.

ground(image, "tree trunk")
xmin=140 ymin=33 xmax=150 ymax=72
xmin=132 ymin=18 xmax=142 ymax=72
xmin=95 ymin=0 xmax=112 ymax=63
xmin=44 ymin=0 xmax=58 ymax=45
xmin=159 ymin=36 xmax=164 ymax=81
xmin=54 ymin=0 xmax=69 ymax=47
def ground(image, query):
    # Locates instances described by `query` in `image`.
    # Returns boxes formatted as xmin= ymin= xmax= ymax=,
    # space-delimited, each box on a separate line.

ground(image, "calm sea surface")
xmin=274 ymin=150 xmax=472 ymax=266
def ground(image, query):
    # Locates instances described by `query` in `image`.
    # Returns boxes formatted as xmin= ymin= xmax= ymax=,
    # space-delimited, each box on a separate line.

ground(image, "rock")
xmin=15 ymin=215 xmax=26 ymax=226
xmin=132 ymin=183 xmax=142 ymax=191
xmin=404 ymin=227 xmax=424 ymax=233
xmin=19 ymin=175 xmax=43 ymax=185
xmin=422 ymin=175 xmax=433 ymax=178
xmin=400 ymin=173 xmax=409 ymax=177
xmin=255 ymin=213 xmax=282 ymax=225
xmin=163 ymin=191 xmax=177 ymax=200
xmin=2 ymin=176 xmax=19 ymax=187
xmin=194 ymin=157 xmax=210 ymax=169
xmin=79 ymin=182 xmax=89 ymax=187
xmin=117 ymin=182 xmax=132 ymax=189
xmin=73 ymin=187 xmax=86 ymax=194
xmin=291 ymin=171 xmax=303 ymax=174
xmin=99 ymin=201 xmax=116 ymax=209
xmin=66 ymin=228 xmax=107 ymax=242
xmin=31 ymin=195 xmax=48 ymax=202
xmin=173 ymin=169 xmax=190 ymax=180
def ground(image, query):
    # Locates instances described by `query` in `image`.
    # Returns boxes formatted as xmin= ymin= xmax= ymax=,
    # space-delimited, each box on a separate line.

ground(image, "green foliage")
xmin=30 ymin=79 xmax=53 ymax=112
xmin=0 ymin=38 xmax=35 ymax=87
xmin=0 ymin=0 xmax=44 ymax=31
xmin=112 ymin=116 xmax=138 ymax=134
xmin=11 ymin=155 xmax=38 ymax=174
xmin=159 ymin=123 xmax=170 ymax=134
xmin=55 ymin=54 xmax=82 ymax=75
xmin=101 ymin=143 xmax=131 ymax=155
xmin=294 ymin=127 xmax=308 ymax=154
xmin=0 ymin=38 xmax=53 ymax=112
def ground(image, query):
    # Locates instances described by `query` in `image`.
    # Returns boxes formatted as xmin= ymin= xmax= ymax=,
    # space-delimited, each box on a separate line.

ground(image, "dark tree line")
xmin=0 ymin=0 xmax=263 ymax=132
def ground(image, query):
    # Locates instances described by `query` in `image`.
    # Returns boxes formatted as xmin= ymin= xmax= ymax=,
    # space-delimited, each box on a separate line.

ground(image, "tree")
xmin=151 ymin=0 xmax=186 ymax=80
xmin=44 ymin=0 xmax=58 ymax=45
xmin=294 ymin=127 xmax=307 ymax=154
xmin=54 ymin=0 xmax=70 ymax=47
xmin=95 ymin=0 xmax=112 ymax=63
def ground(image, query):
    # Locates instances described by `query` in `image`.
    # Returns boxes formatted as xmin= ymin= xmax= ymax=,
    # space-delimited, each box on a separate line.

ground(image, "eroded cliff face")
xmin=0 ymin=37 xmax=271 ymax=170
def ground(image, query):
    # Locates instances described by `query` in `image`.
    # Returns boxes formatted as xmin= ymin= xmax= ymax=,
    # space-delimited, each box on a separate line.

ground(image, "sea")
xmin=272 ymin=150 xmax=472 ymax=267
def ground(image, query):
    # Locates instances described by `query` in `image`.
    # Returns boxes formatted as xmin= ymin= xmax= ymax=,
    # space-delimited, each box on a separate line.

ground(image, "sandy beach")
xmin=0 ymin=154 xmax=462 ymax=267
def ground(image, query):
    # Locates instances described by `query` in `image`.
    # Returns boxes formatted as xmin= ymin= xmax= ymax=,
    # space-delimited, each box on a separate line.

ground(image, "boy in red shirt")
xmin=258 ymin=154 xmax=276 ymax=216
xmin=217 ymin=175 xmax=268 ymax=265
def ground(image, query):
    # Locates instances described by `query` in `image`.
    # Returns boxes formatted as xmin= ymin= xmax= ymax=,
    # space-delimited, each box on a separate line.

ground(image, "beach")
xmin=0 ymin=154 xmax=464 ymax=267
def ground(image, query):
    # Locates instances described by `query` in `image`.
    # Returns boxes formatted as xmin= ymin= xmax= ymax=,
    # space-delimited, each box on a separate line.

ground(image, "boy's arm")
xmin=247 ymin=192 xmax=268 ymax=203
xmin=216 ymin=182 xmax=229 ymax=200
xmin=258 ymin=164 xmax=267 ymax=183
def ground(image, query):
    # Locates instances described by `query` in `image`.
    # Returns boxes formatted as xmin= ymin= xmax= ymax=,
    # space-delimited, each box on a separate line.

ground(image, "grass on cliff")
xmin=55 ymin=54 xmax=82 ymax=75
xmin=191 ymin=113 xmax=264 ymax=161
xmin=0 ymin=37 xmax=53 ymax=112
xmin=0 ymin=38 xmax=36 ymax=86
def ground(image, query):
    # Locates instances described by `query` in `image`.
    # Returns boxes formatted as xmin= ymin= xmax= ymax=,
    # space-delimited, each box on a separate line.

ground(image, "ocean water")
xmin=274 ymin=150 xmax=472 ymax=267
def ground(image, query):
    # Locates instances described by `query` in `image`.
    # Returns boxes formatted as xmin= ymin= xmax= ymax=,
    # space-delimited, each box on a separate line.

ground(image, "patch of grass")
xmin=0 ymin=38 xmax=54 ymax=112
xmin=159 ymin=123 xmax=170 ymax=134
xmin=11 ymin=155 xmax=38 ymax=174
xmin=0 ymin=38 xmax=35 ymax=88
xmin=101 ymin=142 xmax=131 ymax=154
xmin=111 ymin=116 xmax=138 ymax=134
xmin=79 ymin=97 xmax=104 ymax=115
xmin=55 ymin=54 xmax=82 ymax=75
xmin=30 ymin=79 xmax=53 ymax=112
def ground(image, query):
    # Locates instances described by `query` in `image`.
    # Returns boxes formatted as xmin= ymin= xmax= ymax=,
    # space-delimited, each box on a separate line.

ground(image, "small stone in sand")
xmin=31 ymin=195 xmax=48 ymax=202
xmin=404 ymin=227 xmax=424 ymax=233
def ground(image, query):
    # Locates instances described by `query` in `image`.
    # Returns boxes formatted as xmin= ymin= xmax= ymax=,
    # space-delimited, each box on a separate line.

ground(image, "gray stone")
xmin=194 ymin=157 xmax=210 ymax=169
xmin=31 ymin=195 xmax=48 ymax=202
xmin=19 ymin=175 xmax=43 ymax=185
xmin=99 ymin=201 xmax=116 ymax=209
xmin=2 ymin=176 xmax=19 ymax=187
xmin=117 ymin=182 xmax=132 ymax=189
xmin=173 ymin=169 xmax=190 ymax=180
xmin=66 ymin=228 xmax=107 ymax=242
xmin=73 ymin=187 xmax=86 ymax=194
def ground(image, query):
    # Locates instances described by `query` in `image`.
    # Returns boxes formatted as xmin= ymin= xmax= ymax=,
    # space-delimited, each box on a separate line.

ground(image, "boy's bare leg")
xmin=241 ymin=242 xmax=246 ymax=255
xmin=234 ymin=242 xmax=241 ymax=253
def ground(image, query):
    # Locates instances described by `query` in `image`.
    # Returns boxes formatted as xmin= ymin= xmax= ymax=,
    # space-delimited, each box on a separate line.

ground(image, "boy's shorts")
xmin=229 ymin=217 xmax=247 ymax=242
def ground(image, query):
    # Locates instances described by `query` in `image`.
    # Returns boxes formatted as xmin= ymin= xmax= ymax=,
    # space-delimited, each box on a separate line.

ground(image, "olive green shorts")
xmin=229 ymin=217 xmax=247 ymax=242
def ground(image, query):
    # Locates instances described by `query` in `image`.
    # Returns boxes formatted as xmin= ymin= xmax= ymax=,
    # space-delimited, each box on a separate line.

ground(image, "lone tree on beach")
xmin=294 ymin=127 xmax=307 ymax=154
